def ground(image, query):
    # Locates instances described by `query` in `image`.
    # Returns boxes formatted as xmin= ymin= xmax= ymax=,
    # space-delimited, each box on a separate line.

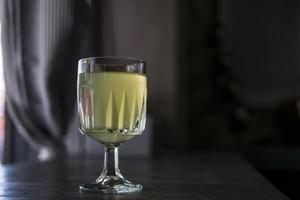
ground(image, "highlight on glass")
xmin=77 ymin=57 xmax=147 ymax=193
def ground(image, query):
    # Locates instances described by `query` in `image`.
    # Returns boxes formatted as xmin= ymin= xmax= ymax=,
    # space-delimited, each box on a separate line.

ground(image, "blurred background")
xmin=1 ymin=0 xmax=300 ymax=198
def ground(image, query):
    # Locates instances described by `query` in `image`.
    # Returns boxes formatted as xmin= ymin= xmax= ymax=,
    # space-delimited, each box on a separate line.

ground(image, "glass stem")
xmin=99 ymin=146 xmax=123 ymax=179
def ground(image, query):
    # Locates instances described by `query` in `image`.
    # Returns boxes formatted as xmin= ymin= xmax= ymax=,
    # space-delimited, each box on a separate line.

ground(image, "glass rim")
xmin=78 ymin=56 xmax=146 ymax=74
xmin=78 ymin=56 xmax=146 ymax=65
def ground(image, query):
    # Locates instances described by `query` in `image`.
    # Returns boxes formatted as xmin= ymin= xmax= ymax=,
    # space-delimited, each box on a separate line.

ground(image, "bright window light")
xmin=0 ymin=22 xmax=5 ymax=157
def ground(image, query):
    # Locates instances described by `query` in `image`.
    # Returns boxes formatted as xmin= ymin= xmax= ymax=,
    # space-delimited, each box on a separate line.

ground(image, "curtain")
xmin=0 ymin=0 xmax=103 ymax=162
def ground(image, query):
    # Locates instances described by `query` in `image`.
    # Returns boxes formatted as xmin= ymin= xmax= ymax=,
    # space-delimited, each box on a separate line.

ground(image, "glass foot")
xmin=79 ymin=176 xmax=142 ymax=193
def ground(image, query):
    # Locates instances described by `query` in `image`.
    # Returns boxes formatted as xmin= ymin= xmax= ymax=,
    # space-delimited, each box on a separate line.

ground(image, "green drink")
xmin=77 ymin=57 xmax=146 ymax=193
xmin=78 ymin=72 xmax=147 ymax=145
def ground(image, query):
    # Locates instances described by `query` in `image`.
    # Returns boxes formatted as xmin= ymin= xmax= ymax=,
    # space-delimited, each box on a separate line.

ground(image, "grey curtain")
xmin=0 ymin=0 xmax=103 ymax=162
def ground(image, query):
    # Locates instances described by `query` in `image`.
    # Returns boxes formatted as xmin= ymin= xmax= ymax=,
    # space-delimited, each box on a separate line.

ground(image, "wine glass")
xmin=77 ymin=57 xmax=147 ymax=193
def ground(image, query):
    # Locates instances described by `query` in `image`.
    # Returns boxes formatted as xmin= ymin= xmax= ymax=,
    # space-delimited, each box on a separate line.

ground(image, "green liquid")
xmin=78 ymin=72 xmax=147 ymax=145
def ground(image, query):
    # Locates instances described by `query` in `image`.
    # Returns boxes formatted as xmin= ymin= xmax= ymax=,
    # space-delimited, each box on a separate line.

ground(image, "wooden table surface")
xmin=0 ymin=152 xmax=289 ymax=200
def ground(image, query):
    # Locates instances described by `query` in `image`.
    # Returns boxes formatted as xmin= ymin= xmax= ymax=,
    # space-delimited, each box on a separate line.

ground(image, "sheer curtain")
xmin=0 ymin=0 xmax=103 ymax=162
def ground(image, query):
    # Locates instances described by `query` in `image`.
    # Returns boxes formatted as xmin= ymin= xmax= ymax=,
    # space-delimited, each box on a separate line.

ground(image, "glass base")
xmin=79 ymin=175 xmax=142 ymax=193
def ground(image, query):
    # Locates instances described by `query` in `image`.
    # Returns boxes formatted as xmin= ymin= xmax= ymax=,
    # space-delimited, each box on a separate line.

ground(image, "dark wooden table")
xmin=0 ymin=152 xmax=289 ymax=199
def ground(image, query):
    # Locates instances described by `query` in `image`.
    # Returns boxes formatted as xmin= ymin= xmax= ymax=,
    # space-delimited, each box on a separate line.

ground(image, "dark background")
xmin=97 ymin=0 xmax=300 ymax=198
xmin=2 ymin=0 xmax=300 ymax=199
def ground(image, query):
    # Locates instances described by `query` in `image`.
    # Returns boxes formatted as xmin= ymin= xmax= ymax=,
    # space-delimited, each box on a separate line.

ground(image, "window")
xmin=0 ymin=23 xmax=5 ymax=157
